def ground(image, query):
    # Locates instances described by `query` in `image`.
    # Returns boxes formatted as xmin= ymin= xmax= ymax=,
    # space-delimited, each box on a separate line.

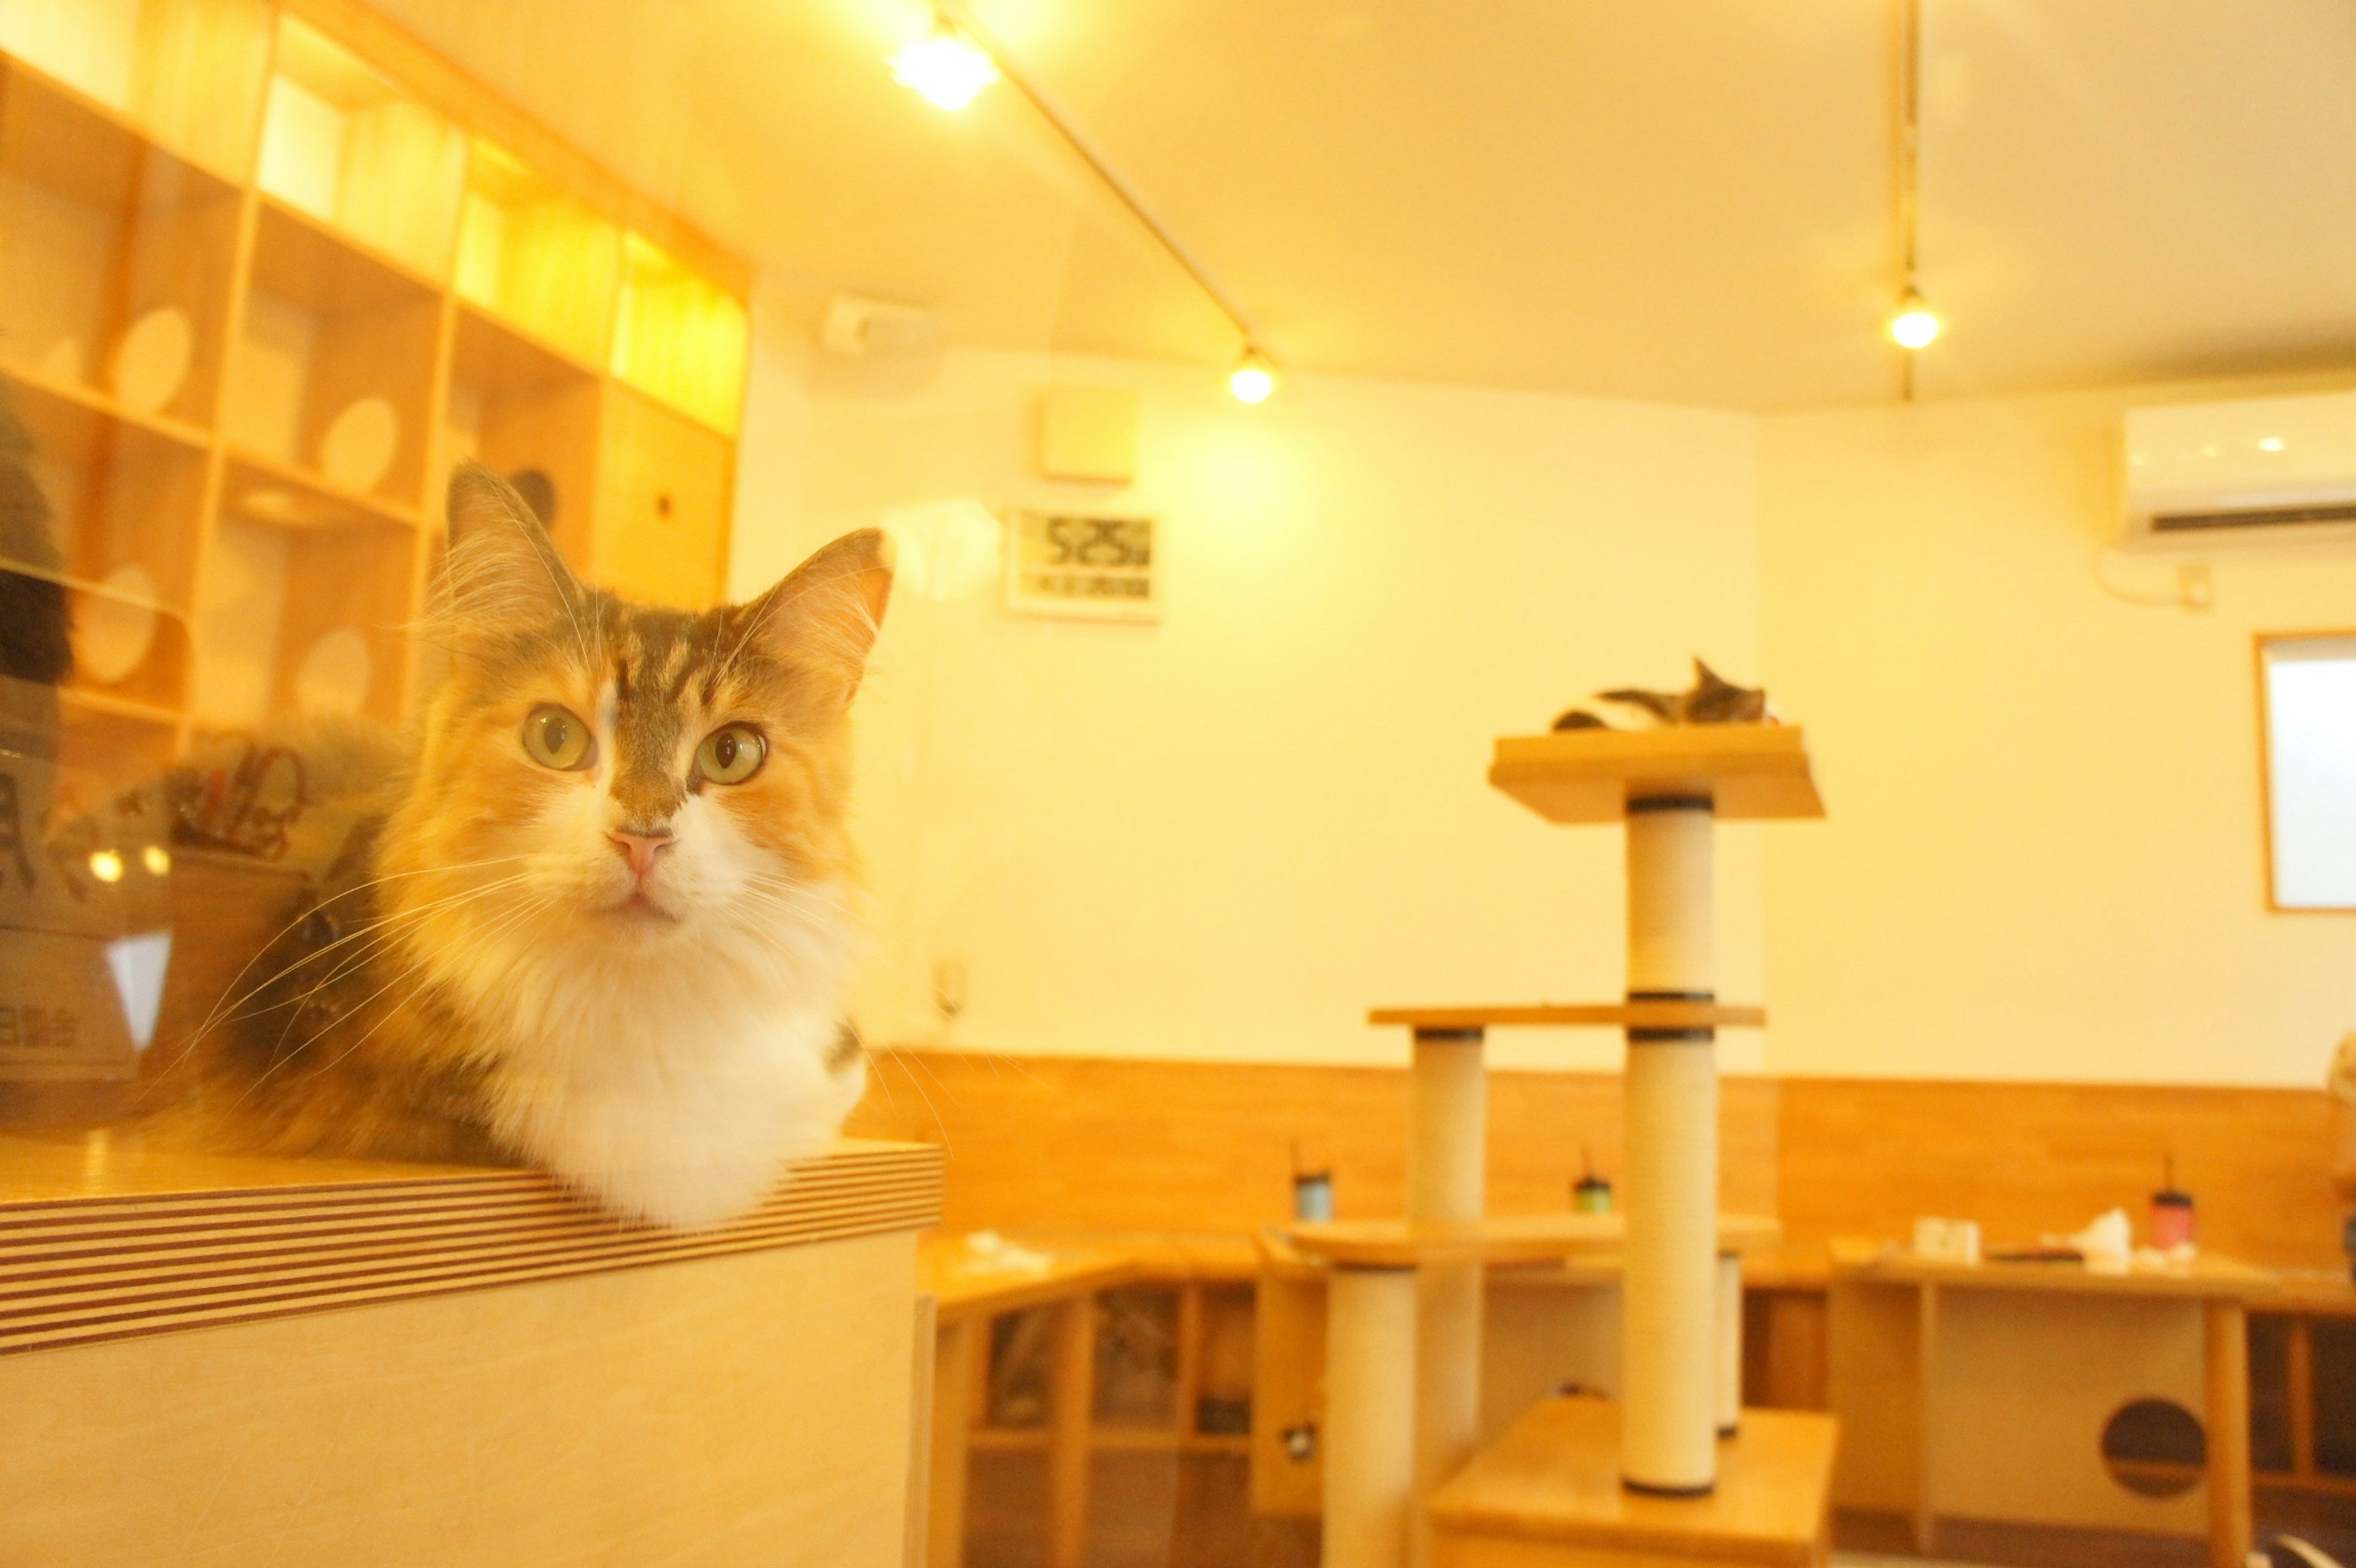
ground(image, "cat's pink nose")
xmin=608 ymin=829 xmax=675 ymax=880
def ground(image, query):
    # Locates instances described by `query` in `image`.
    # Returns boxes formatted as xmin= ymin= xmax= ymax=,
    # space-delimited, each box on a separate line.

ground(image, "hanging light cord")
xmin=942 ymin=3 xmax=1270 ymax=361
xmin=1896 ymin=0 xmax=1923 ymax=398
xmin=1898 ymin=0 xmax=1922 ymax=292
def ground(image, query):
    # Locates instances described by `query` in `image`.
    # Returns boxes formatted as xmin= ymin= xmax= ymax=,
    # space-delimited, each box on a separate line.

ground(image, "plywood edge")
xmin=1368 ymin=1002 xmax=1767 ymax=1031
xmin=0 ymin=1140 xmax=942 ymax=1355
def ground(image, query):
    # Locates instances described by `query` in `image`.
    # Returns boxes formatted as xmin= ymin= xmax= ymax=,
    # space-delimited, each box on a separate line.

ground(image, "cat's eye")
xmin=695 ymin=723 xmax=766 ymax=785
xmin=522 ymin=704 xmax=595 ymax=771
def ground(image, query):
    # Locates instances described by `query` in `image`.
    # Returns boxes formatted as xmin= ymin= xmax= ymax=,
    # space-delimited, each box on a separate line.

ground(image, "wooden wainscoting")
xmin=851 ymin=1051 xmax=2340 ymax=1271
xmin=847 ymin=1051 xmax=1780 ymax=1236
xmin=1774 ymin=1077 xmax=2342 ymax=1270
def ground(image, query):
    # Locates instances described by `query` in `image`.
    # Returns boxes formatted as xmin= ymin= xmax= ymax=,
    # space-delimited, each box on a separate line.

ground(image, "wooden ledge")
xmin=918 ymin=1238 xmax=1137 ymax=1326
xmin=1428 ymin=1396 xmax=1836 ymax=1567
xmin=0 ymin=1134 xmax=943 ymax=1356
xmin=1828 ymin=1237 xmax=2279 ymax=1301
xmin=1490 ymin=725 xmax=1823 ymax=824
xmin=1287 ymin=1212 xmax=1780 ymax=1269
xmin=1370 ymin=1002 xmax=1765 ymax=1031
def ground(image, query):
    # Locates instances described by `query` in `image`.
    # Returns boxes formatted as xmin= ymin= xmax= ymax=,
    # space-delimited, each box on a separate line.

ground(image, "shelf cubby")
xmin=593 ymin=383 xmax=731 ymax=609
xmin=0 ymin=58 xmax=244 ymax=431
xmin=455 ymin=139 xmax=618 ymax=371
xmin=0 ymin=0 xmax=271 ymax=182
xmin=612 ymin=232 xmax=747 ymax=436
xmin=7 ymin=374 xmax=205 ymax=710
xmin=256 ymin=12 xmax=462 ymax=280
xmin=271 ymin=524 xmax=415 ymax=722
xmin=444 ymin=306 xmax=601 ymax=568
xmin=191 ymin=508 xmax=414 ymax=728
xmin=55 ymin=691 xmax=182 ymax=806
xmin=226 ymin=201 xmax=442 ymax=512
xmin=1 ymin=1 xmax=747 ymax=756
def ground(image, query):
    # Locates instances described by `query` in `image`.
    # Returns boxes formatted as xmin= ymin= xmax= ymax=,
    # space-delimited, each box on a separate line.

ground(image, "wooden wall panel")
xmin=852 ymin=1053 xmax=2343 ymax=1272
xmin=847 ymin=1052 xmax=1777 ymax=1236
xmin=1775 ymin=1077 xmax=2341 ymax=1270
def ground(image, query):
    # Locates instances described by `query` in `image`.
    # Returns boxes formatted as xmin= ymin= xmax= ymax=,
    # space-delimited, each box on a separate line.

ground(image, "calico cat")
xmin=152 ymin=466 xmax=891 ymax=1229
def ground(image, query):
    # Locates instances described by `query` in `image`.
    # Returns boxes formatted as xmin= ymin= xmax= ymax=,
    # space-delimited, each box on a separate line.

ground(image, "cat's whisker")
xmin=268 ymin=874 xmax=540 ymax=1020
xmin=188 ymin=872 xmax=536 ymax=1047
xmin=280 ymin=891 xmax=561 ymax=1091
xmin=888 ymin=1047 xmax=958 ymax=1152
xmin=250 ymin=866 xmax=546 ymax=1074
xmin=228 ymin=885 xmax=561 ymax=1112
xmin=185 ymin=855 xmax=532 ymax=1045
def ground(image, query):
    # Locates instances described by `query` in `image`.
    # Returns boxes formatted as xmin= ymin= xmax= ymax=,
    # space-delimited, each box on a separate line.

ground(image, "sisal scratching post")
xmin=1621 ymin=797 xmax=1719 ymax=1494
xmin=1715 ymin=1251 xmax=1742 ymax=1436
xmin=1410 ymin=1028 xmax=1486 ymax=1567
xmin=1326 ymin=1266 xmax=1419 ymax=1568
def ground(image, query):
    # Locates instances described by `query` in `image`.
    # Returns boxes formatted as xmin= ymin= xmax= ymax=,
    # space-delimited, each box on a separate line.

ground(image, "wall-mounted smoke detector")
xmin=820 ymin=293 xmax=942 ymax=358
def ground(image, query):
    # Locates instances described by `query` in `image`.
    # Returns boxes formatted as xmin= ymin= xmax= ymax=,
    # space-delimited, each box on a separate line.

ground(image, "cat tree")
xmin=1288 ymin=724 xmax=1825 ymax=1568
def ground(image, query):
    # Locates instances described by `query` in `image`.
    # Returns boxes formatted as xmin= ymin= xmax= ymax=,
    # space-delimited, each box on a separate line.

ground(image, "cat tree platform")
xmin=1288 ymin=1213 xmax=1779 ymax=1269
xmin=1426 ymin=1396 xmax=1836 ymax=1568
xmin=1488 ymin=726 xmax=1822 ymax=823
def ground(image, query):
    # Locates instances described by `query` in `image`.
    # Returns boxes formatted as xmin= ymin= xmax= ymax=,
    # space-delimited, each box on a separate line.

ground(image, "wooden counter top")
xmin=2269 ymin=1267 xmax=2356 ymax=1315
xmin=918 ymin=1236 xmax=1136 ymax=1325
xmin=0 ymin=1130 xmax=943 ymax=1355
xmin=1829 ymin=1237 xmax=2279 ymax=1300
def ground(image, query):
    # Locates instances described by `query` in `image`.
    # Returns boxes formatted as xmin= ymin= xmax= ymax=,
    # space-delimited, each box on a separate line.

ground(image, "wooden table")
xmin=1828 ymin=1240 xmax=2277 ymax=1568
xmin=918 ymin=1236 xmax=1136 ymax=1568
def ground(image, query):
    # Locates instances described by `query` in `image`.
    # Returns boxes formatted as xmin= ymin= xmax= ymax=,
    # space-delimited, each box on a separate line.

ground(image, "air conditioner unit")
xmin=2122 ymin=390 xmax=2356 ymax=548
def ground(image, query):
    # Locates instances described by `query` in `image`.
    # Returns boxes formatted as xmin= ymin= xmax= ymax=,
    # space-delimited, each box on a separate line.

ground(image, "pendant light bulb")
xmin=891 ymin=14 xmax=999 ymax=112
xmin=1230 ymin=348 xmax=1277 ymax=404
xmin=1888 ymin=289 xmax=1941 ymax=350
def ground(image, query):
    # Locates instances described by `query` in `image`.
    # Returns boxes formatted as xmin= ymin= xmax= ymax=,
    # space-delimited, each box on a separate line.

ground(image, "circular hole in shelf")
xmin=2100 ymin=1396 xmax=2205 ymax=1497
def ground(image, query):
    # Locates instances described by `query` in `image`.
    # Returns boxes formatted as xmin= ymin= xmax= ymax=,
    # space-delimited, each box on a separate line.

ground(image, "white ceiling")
xmin=369 ymin=0 xmax=2356 ymax=410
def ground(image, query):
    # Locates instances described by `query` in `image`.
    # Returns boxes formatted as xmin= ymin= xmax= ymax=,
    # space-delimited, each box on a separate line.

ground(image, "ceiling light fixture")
xmin=1887 ymin=0 xmax=1939 ymax=387
xmin=895 ymin=4 xmax=1280 ymax=403
xmin=1228 ymin=349 xmax=1276 ymax=404
xmin=1889 ymin=290 xmax=1939 ymax=350
xmin=891 ymin=13 xmax=999 ymax=112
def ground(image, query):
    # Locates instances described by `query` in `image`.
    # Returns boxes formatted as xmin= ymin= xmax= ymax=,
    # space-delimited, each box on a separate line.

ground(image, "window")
xmin=2259 ymin=633 xmax=2356 ymax=910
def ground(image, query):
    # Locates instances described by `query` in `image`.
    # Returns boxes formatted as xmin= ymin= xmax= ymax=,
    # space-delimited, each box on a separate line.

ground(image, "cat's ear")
xmin=436 ymin=463 xmax=583 ymax=641
xmin=737 ymin=529 xmax=893 ymax=704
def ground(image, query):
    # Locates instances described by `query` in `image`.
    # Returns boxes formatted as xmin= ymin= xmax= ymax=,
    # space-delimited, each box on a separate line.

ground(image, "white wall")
xmin=729 ymin=288 xmax=2356 ymax=1090
xmin=730 ymin=315 xmax=1766 ymax=1071
xmin=1758 ymin=378 xmax=2356 ymax=1088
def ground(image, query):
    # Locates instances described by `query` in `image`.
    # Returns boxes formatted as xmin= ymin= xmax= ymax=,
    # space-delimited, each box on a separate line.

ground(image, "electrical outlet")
xmin=933 ymin=960 xmax=968 ymax=1024
xmin=2177 ymin=561 xmax=2214 ymax=610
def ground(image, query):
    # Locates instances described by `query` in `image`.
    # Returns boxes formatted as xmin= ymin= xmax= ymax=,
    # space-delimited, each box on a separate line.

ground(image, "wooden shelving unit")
xmin=0 ymin=0 xmax=750 ymax=792
xmin=974 ymin=1269 xmax=1261 ymax=1462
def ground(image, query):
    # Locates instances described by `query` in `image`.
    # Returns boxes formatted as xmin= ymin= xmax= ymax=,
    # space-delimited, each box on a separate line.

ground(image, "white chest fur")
xmin=439 ymin=899 xmax=862 ymax=1230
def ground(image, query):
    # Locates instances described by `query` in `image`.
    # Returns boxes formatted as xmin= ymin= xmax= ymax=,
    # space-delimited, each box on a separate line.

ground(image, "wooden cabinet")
xmin=0 ymin=0 xmax=749 ymax=798
xmin=0 ymin=1136 xmax=943 ymax=1567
